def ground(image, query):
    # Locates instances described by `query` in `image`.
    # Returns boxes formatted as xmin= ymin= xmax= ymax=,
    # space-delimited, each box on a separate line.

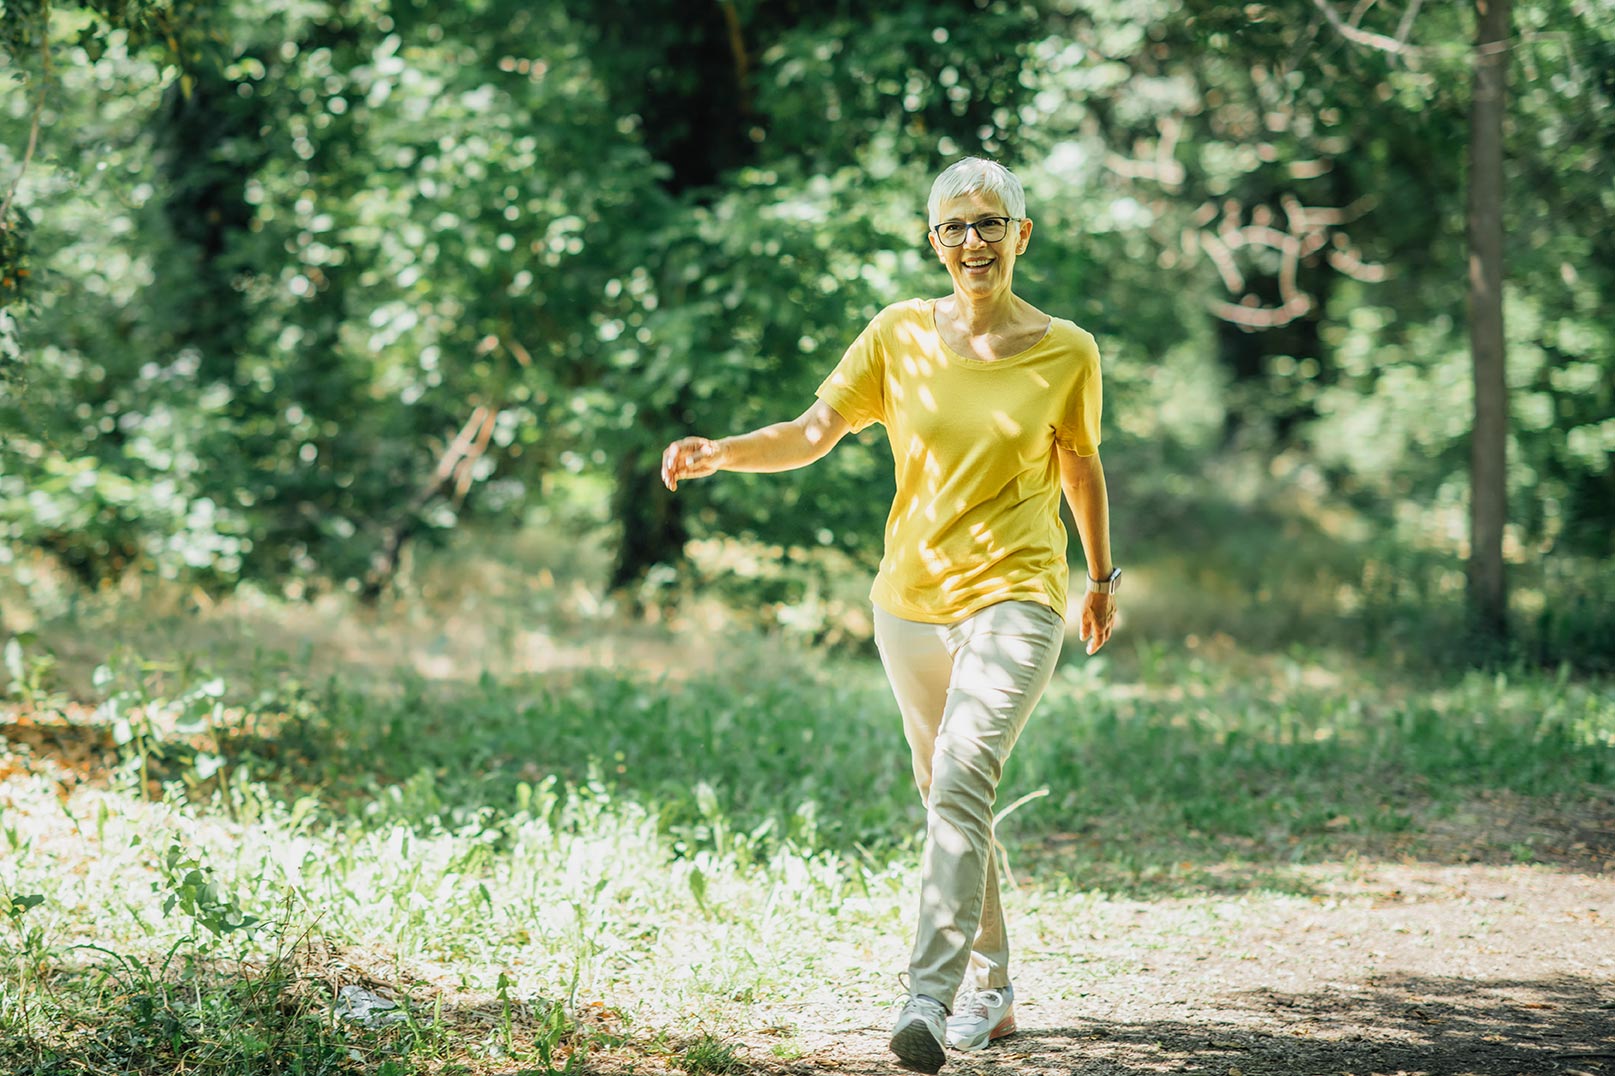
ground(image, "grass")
xmin=680 ymin=1034 xmax=746 ymax=1075
xmin=0 ymin=524 xmax=1612 ymax=1074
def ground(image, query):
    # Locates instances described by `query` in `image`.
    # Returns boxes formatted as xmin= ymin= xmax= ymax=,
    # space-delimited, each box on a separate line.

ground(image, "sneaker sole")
xmin=890 ymin=1020 xmax=946 ymax=1074
xmin=948 ymin=1012 xmax=1017 ymax=1052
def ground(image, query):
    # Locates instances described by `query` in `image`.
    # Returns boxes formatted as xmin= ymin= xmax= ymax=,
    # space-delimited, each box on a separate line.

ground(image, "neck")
xmin=944 ymin=288 xmax=1020 ymax=334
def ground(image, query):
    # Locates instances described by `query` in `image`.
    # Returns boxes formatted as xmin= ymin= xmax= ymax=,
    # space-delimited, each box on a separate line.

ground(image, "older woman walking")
xmin=661 ymin=157 xmax=1118 ymax=1073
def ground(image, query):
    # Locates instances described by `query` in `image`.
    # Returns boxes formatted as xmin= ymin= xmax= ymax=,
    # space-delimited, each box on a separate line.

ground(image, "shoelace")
xmin=891 ymin=971 xmax=915 ymax=1010
xmin=958 ymin=988 xmax=1006 ymax=1019
xmin=892 ymin=972 xmax=943 ymax=1011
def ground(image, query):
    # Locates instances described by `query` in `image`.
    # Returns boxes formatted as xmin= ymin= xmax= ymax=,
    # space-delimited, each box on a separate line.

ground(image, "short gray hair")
xmin=927 ymin=157 xmax=1026 ymax=225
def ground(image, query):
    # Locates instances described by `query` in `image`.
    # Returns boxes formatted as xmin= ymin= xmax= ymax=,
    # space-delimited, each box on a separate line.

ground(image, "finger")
xmin=1086 ymin=615 xmax=1108 ymax=654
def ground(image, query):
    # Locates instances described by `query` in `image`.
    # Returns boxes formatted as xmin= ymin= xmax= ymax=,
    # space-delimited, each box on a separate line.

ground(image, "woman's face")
xmin=928 ymin=190 xmax=1033 ymax=303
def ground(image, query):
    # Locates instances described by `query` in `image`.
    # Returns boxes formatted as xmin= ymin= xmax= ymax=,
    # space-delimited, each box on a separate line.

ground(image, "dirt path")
xmin=757 ymin=864 xmax=1615 ymax=1076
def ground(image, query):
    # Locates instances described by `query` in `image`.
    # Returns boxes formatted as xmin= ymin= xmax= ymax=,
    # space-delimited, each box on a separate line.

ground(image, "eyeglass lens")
xmin=935 ymin=218 xmax=1011 ymax=246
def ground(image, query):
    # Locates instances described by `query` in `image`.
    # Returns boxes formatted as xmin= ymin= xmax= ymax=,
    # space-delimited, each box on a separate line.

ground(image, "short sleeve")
xmin=815 ymin=315 xmax=888 ymax=433
xmin=1053 ymin=332 xmax=1102 ymax=455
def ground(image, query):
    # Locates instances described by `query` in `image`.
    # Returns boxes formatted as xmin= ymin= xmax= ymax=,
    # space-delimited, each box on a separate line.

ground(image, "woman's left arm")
xmin=1057 ymin=446 xmax=1116 ymax=655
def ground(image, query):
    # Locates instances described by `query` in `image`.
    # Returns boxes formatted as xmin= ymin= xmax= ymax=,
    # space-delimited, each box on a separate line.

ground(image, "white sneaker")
xmin=945 ymin=985 xmax=1016 ymax=1051
xmin=889 ymin=994 xmax=948 ymax=1073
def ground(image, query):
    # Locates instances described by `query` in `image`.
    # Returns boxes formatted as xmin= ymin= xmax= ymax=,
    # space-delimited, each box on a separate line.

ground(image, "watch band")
xmin=1086 ymin=567 xmax=1122 ymax=595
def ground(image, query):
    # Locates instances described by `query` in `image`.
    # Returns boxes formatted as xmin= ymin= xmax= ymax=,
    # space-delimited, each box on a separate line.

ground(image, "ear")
xmin=1016 ymin=217 xmax=1033 ymax=255
xmin=927 ymin=229 xmax=943 ymax=261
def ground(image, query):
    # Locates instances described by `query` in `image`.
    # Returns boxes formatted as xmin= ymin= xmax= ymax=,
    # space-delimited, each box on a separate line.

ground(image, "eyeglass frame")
xmin=929 ymin=215 xmax=1023 ymax=248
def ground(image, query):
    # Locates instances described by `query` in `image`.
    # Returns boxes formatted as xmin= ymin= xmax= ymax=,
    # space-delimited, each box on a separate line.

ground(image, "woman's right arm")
xmin=661 ymin=398 xmax=851 ymax=491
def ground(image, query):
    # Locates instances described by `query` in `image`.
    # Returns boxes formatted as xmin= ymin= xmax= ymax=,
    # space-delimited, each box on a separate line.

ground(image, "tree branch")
xmin=716 ymin=0 xmax=752 ymax=119
xmin=1193 ymin=190 xmax=1386 ymax=329
xmin=0 ymin=24 xmax=52 ymax=235
xmin=1393 ymin=0 xmax=1425 ymax=49
xmin=1310 ymin=0 xmax=1423 ymax=57
xmin=1103 ymin=117 xmax=1186 ymax=189
xmin=363 ymin=402 xmax=503 ymax=599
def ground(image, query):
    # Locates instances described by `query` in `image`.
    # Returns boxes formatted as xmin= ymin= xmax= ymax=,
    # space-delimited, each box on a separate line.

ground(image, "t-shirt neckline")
xmin=928 ymin=298 xmax=1055 ymax=367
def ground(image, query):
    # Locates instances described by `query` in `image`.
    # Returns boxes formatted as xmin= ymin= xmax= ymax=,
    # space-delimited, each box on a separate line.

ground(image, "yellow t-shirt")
xmin=816 ymin=298 xmax=1103 ymax=625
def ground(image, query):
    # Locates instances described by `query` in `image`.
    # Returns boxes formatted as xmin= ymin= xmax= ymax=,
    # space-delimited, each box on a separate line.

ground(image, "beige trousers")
xmin=873 ymin=599 xmax=1065 ymax=1008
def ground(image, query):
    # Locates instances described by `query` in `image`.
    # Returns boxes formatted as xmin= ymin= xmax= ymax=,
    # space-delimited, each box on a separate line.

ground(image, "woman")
xmin=661 ymin=157 xmax=1118 ymax=1074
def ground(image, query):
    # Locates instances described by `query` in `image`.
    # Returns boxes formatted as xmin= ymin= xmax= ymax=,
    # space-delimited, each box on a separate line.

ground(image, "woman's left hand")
xmin=1078 ymin=591 xmax=1116 ymax=655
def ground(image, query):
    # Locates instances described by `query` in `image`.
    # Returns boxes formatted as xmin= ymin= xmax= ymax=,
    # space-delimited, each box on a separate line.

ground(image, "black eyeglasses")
xmin=931 ymin=216 xmax=1020 ymax=247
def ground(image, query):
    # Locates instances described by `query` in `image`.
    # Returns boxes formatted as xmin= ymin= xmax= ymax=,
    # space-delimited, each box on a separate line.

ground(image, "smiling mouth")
xmin=962 ymin=258 xmax=995 ymax=270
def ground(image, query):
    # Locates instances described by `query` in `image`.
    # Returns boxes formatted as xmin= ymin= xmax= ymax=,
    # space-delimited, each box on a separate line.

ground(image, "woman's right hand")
xmin=661 ymin=437 xmax=724 ymax=491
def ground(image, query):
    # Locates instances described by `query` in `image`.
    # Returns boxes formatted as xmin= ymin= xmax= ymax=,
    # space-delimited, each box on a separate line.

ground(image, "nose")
xmin=962 ymin=224 xmax=988 ymax=248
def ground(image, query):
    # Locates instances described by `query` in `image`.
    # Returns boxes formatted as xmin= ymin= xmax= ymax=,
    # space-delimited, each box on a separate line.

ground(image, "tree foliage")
xmin=0 ymin=0 xmax=1611 ymax=656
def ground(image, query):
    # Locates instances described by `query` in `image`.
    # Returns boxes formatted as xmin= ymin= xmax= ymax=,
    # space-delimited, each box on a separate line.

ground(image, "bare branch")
xmin=1239 ymin=224 xmax=1296 ymax=251
xmin=1311 ymin=0 xmax=1423 ymax=57
xmin=1281 ymin=194 xmax=1380 ymax=229
xmin=1192 ymin=188 xmax=1387 ymax=329
xmin=1217 ymin=198 xmax=1245 ymax=244
xmin=1154 ymin=116 xmax=1186 ymax=189
xmin=1210 ymin=295 xmax=1314 ymax=329
xmin=503 ymin=336 xmax=534 ymax=368
xmin=0 ymin=30 xmax=51 ymax=234
xmin=1103 ymin=117 xmax=1186 ymax=189
xmin=1327 ymin=244 xmax=1389 ymax=282
xmin=451 ymin=406 xmax=499 ymax=502
xmin=1201 ymin=233 xmax=1246 ymax=294
xmin=1394 ymin=0 xmax=1425 ymax=49
xmin=434 ymin=407 xmax=491 ymax=486
xmin=364 ymin=401 xmax=504 ymax=598
xmin=1277 ymin=232 xmax=1303 ymax=306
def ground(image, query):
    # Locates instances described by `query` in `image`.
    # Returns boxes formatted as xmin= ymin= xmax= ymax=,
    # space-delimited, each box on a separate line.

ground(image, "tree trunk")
xmin=1466 ymin=0 xmax=1510 ymax=647
xmin=609 ymin=445 xmax=689 ymax=603
xmin=153 ymin=67 xmax=266 ymax=383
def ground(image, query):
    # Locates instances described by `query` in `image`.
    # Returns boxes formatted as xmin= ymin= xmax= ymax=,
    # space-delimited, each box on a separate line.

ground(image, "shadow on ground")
xmin=1008 ymin=975 xmax=1615 ymax=1076
xmin=744 ymin=973 xmax=1615 ymax=1076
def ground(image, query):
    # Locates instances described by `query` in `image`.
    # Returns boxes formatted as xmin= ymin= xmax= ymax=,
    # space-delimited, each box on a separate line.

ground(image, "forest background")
xmin=1 ymin=0 xmax=1612 ymax=665
xmin=2 ymin=3 xmax=1615 ymax=1075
